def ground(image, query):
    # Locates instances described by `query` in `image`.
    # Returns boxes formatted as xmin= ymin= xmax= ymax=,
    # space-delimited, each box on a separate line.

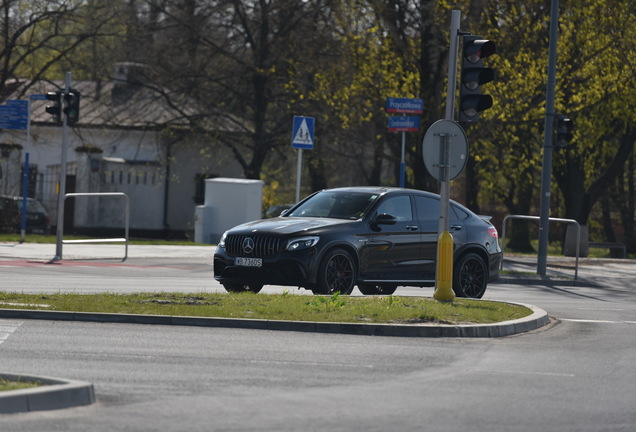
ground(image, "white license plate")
xmin=235 ymin=257 xmax=262 ymax=267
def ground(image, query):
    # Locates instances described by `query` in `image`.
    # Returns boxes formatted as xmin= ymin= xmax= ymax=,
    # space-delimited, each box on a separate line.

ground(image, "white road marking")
xmin=0 ymin=319 xmax=23 ymax=345
xmin=476 ymin=370 xmax=576 ymax=378
xmin=562 ymin=319 xmax=635 ymax=324
xmin=251 ymin=360 xmax=374 ymax=368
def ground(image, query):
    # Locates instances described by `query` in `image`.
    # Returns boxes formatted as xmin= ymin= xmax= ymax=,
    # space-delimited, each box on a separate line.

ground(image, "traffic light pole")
xmin=537 ymin=0 xmax=560 ymax=275
xmin=439 ymin=9 xmax=461 ymax=234
xmin=433 ymin=10 xmax=461 ymax=302
xmin=53 ymin=72 xmax=72 ymax=261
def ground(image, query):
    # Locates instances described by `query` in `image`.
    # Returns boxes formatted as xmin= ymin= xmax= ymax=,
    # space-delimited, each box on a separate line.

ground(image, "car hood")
xmin=227 ymin=217 xmax=355 ymax=236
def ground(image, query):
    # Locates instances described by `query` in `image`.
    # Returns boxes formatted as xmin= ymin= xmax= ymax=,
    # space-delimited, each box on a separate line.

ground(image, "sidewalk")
xmin=498 ymin=254 xmax=635 ymax=289
xmin=0 ymin=241 xmax=215 ymax=261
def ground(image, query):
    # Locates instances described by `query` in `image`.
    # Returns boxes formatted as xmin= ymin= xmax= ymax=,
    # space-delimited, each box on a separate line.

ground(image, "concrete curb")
xmin=0 ymin=373 xmax=95 ymax=414
xmin=0 ymin=302 xmax=549 ymax=338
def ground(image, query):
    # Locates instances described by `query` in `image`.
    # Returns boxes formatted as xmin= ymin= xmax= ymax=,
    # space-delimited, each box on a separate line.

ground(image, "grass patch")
xmin=0 ymin=292 xmax=531 ymax=325
xmin=0 ymin=377 xmax=41 ymax=392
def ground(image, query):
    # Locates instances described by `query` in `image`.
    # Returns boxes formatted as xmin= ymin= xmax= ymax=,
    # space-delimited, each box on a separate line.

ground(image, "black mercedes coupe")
xmin=214 ymin=187 xmax=501 ymax=298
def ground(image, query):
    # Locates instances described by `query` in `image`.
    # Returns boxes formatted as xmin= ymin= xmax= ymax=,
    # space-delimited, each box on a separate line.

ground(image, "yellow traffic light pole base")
xmin=433 ymin=230 xmax=456 ymax=302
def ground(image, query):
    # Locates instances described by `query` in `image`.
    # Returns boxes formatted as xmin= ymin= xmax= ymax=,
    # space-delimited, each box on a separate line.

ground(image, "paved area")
xmin=1 ymin=241 xmax=632 ymax=414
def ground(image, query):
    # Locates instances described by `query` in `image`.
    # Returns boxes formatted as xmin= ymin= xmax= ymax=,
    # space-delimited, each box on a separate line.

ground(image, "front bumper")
xmin=214 ymin=247 xmax=318 ymax=288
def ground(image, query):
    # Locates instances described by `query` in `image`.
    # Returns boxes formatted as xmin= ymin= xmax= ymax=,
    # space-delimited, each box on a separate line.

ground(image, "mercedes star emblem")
xmin=242 ymin=237 xmax=255 ymax=254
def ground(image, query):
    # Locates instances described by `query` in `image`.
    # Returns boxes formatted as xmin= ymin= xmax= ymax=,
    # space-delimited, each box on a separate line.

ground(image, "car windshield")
xmin=286 ymin=191 xmax=379 ymax=220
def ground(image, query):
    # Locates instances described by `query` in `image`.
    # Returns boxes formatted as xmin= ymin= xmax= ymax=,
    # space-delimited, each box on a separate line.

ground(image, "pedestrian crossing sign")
xmin=292 ymin=116 xmax=315 ymax=149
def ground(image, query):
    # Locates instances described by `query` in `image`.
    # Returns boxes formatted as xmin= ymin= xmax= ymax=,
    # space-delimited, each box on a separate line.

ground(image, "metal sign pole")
xmin=295 ymin=148 xmax=302 ymax=203
xmin=438 ymin=133 xmax=451 ymax=231
xmin=400 ymin=131 xmax=406 ymax=187
xmin=438 ymin=9 xmax=461 ymax=234
xmin=445 ymin=10 xmax=461 ymax=121
xmin=20 ymin=153 xmax=29 ymax=243
xmin=537 ymin=0 xmax=560 ymax=275
xmin=433 ymin=10 xmax=461 ymax=301
xmin=53 ymin=72 xmax=71 ymax=261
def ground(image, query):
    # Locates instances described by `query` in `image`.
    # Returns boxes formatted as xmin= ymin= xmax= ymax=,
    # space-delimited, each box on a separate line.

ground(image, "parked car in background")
xmin=0 ymin=195 xmax=51 ymax=235
xmin=214 ymin=187 xmax=501 ymax=298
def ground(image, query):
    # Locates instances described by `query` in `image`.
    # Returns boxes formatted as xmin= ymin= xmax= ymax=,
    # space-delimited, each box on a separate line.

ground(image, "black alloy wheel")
xmin=357 ymin=283 xmax=398 ymax=295
xmin=453 ymin=252 xmax=488 ymax=298
xmin=314 ymin=248 xmax=356 ymax=295
xmin=223 ymin=283 xmax=264 ymax=293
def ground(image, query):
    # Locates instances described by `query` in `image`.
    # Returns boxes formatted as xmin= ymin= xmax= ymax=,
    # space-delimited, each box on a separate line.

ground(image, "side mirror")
xmin=373 ymin=213 xmax=397 ymax=226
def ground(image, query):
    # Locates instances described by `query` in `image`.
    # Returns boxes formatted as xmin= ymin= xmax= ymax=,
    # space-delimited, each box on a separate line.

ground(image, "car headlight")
xmin=218 ymin=231 xmax=228 ymax=248
xmin=286 ymin=236 xmax=319 ymax=251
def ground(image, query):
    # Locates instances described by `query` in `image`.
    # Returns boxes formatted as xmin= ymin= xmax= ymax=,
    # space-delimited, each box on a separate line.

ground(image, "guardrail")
xmin=62 ymin=192 xmax=129 ymax=261
xmin=500 ymin=215 xmax=580 ymax=280
xmin=589 ymin=242 xmax=627 ymax=259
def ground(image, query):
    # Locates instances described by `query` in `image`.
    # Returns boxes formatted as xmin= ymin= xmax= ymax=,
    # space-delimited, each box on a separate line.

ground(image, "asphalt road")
xmin=0 ymin=243 xmax=635 ymax=431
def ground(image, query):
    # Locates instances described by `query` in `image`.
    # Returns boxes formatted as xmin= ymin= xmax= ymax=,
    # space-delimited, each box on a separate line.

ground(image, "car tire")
xmin=222 ymin=283 xmax=263 ymax=293
xmin=453 ymin=252 xmax=488 ymax=299
xmin=314 ymin=248 xmax=356 ymax=295
xmin=357 ymin=283 xmax=397 ymax=295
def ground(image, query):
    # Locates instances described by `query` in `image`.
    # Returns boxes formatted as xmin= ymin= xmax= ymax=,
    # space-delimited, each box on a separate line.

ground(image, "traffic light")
xmin=555 ymin=115 xmax=574 ymax=148
xmin=459 ymin=35 xmax=496 ymax=122
xmin=63 ymin=89 xmax=80 ymax=125
xmin=45 ymin=91 xmax=62 ymax=123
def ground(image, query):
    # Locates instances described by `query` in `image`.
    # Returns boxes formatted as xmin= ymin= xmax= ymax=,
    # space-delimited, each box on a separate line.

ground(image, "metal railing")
xmin=500 ymin=215 xmax=580 ymax=280
xmin=61 ymin=192 xmax=129 ymax=261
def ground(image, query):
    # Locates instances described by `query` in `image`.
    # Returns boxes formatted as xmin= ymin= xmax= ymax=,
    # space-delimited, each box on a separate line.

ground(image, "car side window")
xmin=375 ymin=196 xmax=413 ymax=222
xmin=415 ymin=196 xmax=467 ymax=223
xmin=414 ymin=196 xmax=440 ymax=220
xmin=451 ymin=205 xmax=469 ymax=220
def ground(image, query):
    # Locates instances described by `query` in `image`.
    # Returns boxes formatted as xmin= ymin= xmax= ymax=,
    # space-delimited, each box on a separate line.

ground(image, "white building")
xmin=0 ymin=63 xmax=245 ymax=239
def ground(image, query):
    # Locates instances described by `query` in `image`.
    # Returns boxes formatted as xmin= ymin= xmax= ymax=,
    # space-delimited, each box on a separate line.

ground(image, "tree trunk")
xmin=556 ymin=127 xmax=635 ymax=255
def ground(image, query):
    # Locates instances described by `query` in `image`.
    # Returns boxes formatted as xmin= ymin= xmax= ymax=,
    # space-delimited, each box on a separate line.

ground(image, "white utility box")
xmin=194 ymin=178 xmax=264 ymax=244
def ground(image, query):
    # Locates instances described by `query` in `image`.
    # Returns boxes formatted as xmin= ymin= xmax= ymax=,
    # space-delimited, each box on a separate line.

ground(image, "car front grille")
xmin=225 ymin=234 xmax=282 ymax=257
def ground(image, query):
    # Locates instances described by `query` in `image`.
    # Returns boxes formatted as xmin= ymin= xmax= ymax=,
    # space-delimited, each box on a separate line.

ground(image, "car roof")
xmin=318 ymin=186 xmax=439 ymax=198
xmin=316 ymin=187 xmax=478 ymax=216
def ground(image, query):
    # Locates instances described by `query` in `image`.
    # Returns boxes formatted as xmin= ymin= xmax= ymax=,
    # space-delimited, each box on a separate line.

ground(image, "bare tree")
xmin=0 ymin=0 xmax=121 ymax=99
xmin=126 ymin=0 xmax=332 ymax=181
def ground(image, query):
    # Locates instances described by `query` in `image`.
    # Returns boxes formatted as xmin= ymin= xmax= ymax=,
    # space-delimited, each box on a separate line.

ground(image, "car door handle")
xmin=406 ymin=225 xmax=419 ymax=231
xmin=450 ymin=224 xmax=462 ymax=231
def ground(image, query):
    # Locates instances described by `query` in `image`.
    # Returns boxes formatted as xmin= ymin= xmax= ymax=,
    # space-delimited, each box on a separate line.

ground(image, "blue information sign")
xmin=0 ymin=100 xmax=29 ymax=130
xmin=291 ymin=116 xmax=315 ymax=149
xmin=386 ymin=97 xmax=424 ymax=114
xmin=387 ymin=116 xmax=420 ymax=132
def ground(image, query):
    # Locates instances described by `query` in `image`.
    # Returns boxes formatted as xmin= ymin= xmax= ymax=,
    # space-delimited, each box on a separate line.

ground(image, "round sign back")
xmin=422 ymin=120 xmax=469 ymax=181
